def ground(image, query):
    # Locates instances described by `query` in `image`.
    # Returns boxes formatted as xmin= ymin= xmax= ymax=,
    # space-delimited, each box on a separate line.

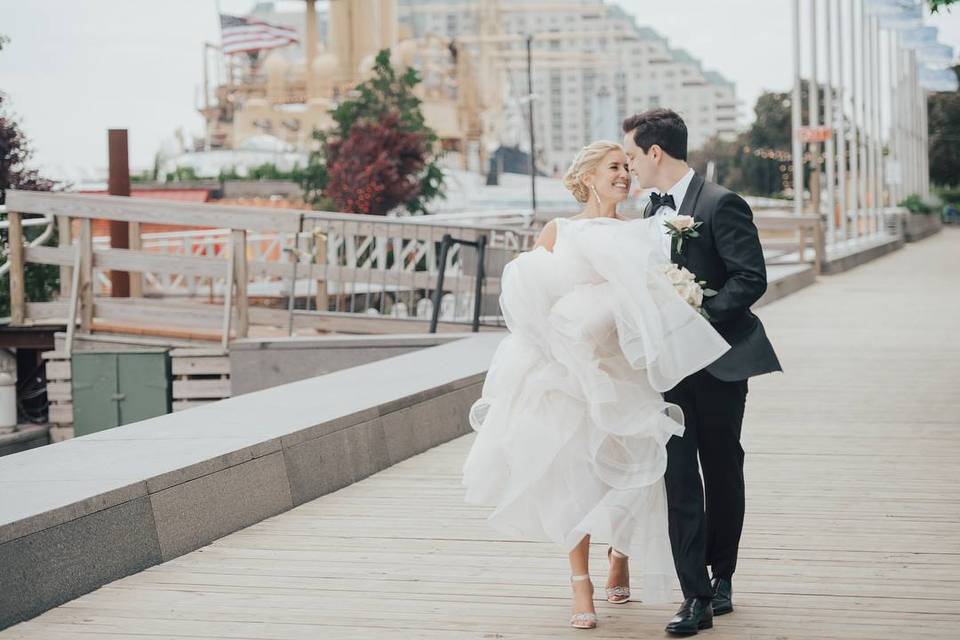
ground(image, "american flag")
xmin=219 ymin=14 xmax=298 ymax=55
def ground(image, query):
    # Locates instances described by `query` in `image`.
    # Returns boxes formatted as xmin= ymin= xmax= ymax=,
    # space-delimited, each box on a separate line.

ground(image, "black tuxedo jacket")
xmin=644 ymin=172 xmax=782 ymax=381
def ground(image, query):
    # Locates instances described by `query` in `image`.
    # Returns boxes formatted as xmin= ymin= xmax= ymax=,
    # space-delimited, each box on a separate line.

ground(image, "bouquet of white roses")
xmin=657 ymin=263 xmax=717 ymax=320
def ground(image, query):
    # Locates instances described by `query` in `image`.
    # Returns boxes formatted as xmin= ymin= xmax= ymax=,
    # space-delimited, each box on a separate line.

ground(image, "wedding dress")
xmin=462 ymin=215 xmax=730 ymax=603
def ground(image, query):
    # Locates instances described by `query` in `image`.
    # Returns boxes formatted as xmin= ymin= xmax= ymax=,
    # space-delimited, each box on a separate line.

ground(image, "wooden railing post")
xmin=813 ymin=217 xmax=825 ymax=275
xmin=7 ymin=211 xmax=25 ymax=325
xmin=78 ymin=219 xmax=94 ymax=332
xmin=129 ymin=221 xmax=143 ymax=297
xmin=57 ymin=215 xmax=72 ymax=299
xmin=232 ymin=229 xmax=248 ymax=338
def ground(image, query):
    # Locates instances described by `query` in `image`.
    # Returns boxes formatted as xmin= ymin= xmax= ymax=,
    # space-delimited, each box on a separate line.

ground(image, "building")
xmin=198 ymin=1 xmax=738 ymax=178
xmin=397 ymin=0 xmax=739 ymax=174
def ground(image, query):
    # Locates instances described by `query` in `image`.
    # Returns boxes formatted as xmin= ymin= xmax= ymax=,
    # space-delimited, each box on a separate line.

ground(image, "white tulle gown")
xmin=462 ymin=215 xmax=730 ymax=603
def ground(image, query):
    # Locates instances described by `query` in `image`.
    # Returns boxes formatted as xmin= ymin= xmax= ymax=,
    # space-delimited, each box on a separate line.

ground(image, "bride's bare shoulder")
xmin=532 ymin=218 xmax=562 ymax=252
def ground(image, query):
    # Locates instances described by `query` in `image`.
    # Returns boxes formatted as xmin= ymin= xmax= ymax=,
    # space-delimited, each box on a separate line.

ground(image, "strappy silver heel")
xmin=605 ymin=547 xmax=631 ymax=604
xmin=570 ymin=574 xmax=598 ymax=629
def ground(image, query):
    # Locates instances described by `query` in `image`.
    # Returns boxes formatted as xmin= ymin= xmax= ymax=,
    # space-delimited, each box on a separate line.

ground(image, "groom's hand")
xmin=701 ymin=194 xmax=767 ymax=323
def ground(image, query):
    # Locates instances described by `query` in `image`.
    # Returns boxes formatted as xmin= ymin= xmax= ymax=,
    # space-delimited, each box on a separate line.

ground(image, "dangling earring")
xmin=591 ymin=184 xmax=602 ymax=205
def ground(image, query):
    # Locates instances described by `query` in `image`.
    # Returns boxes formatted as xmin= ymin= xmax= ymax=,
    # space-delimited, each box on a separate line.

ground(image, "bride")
xmin=462 ymin=141 xmax=730 ymax=629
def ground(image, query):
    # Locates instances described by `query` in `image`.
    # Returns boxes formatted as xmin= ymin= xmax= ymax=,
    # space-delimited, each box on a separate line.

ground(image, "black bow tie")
xmin=649 ymin=192 xmax=676 ymax=212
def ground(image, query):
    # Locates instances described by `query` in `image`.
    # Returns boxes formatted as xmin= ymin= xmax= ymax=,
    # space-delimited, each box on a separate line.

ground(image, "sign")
xmin=798 ymin=126 xmax=833 ymax=143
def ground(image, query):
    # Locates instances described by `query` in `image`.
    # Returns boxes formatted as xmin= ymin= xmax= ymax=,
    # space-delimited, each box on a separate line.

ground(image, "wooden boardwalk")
xmin=6 ymin=230 xmax=960 ymax=639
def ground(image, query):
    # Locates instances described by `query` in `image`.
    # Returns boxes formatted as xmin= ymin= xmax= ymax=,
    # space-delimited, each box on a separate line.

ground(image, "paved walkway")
xmin=6 ymin=230 xmax=960 ymax=639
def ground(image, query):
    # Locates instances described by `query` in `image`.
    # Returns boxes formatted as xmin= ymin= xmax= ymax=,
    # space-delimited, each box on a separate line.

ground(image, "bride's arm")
xmin=532 ymin=219 xmax=558 ymax=253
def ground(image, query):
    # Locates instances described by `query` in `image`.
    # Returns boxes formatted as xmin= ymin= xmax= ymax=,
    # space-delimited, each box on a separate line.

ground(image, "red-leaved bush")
xmin=324 ymin=112 xmax=427 ymax=215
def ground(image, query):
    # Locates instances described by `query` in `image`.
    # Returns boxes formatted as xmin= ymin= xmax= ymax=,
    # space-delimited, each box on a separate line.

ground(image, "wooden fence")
xmin=2 ymin=190 xmax=536 ymax=343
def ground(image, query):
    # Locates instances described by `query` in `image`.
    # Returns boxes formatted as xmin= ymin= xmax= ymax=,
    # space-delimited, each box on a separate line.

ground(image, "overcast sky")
xmin=1 ymin=0 xmax=958 ymax=180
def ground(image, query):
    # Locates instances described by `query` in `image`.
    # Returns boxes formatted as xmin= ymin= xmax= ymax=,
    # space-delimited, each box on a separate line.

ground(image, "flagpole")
xmin=849 ymin=0 xmax=860 ymax=240
xmin=824 ymin=0 xmax=836 ymax=244
xmin=809 ymin=0 xmax=821 ymax=217
xmin=835 ymin=0 xmax=848 ymax=241
xmin=792 ymin=0 xmax=804 ymax=217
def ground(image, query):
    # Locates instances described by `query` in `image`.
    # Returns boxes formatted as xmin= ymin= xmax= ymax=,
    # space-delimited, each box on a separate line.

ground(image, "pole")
xmin=809 ymin=0 xmax=821 ymax=216
xmin=107 ymin=129 xmax=131 ymax=297
xmin=921 ymin=83 xmax=929 ymax=198
xmin=526 ymin=34 xmax=537 ymax=214
xmin=835 ymin=0 xmax=848 ymax=241
xmin=824 ymin=0 xmax=836 ymax=243
xmin=849 ymin=0 xmax=860 ymax=240
xmin=305 ymin=0 xmax=318 ymax=99
xmin=888 ymin=31 xmax=899 ymax=206
xmin=857 ymin=0 xmax=869 ymax=238
xmin=792 ymin=0 xmax=804 ymax=217
xmin=871 ymin=16 xmax=883 ymax=230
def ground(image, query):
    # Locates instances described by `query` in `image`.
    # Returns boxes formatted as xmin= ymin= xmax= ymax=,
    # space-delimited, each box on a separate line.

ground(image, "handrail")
xmin=0 ymin=205 xmax=56 ymax=277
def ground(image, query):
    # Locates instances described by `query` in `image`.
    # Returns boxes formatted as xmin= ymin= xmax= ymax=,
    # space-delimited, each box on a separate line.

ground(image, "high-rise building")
xmin=398 ymin=0 xmax=739 ymax=174
xmin=204 ymin=1 xmax=738 ymax=178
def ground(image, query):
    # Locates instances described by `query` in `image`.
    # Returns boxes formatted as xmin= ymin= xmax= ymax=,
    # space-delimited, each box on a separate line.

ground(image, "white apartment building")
xmin=397 ymin=0 xmax=739 ymax=174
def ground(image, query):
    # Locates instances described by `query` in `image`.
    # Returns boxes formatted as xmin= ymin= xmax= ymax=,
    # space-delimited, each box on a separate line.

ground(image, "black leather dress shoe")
xmin=711 ymin=577 xmax=733 ymax=616
xmin=665 ymin=596 xmax=714 ymax=636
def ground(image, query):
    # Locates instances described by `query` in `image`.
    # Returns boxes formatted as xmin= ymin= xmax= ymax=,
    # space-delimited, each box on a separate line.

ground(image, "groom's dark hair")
xmin=622 ymin=109 xmax=688 ymax=161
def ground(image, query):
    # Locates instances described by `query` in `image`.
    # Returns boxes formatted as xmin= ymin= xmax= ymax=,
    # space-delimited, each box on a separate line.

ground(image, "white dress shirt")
xmin=650 ymin=168 xmax=696 ymax=259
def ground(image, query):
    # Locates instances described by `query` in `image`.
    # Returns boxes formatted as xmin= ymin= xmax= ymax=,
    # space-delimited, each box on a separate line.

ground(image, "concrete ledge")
xmin=229 ymin=333 xmax=476 ymax=395
xmin=756 ymin=264 xmax=817 ymax=309
xmin=821 ymin=234 xmax=904 ymax=275
xmin=903 ymin=214 xmax=942 ymax=242
xmin=0 ymin=332 xmax=502 ymax=629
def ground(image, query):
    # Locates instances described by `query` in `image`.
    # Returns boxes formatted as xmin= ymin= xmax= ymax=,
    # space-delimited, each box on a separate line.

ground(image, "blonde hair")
xmin=562 ymin=141 xmax=623 ymax=203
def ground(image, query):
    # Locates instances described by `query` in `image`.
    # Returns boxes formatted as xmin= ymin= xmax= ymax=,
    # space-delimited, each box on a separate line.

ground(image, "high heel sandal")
xmin=570 ymin=574 xmax=598 ymax=629
xmin=605 ymin=547 xmax=631 ymax=604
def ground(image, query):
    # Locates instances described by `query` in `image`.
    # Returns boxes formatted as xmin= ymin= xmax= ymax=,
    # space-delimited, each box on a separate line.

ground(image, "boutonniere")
xmin=663 ymin=215 xmax=702 ymax=254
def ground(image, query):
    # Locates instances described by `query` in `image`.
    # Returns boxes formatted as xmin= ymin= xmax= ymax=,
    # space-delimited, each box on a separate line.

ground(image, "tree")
xmin=0 ymin=34 xmax=59 ymax=316
xmin=928 ymin=65 xmax=960 ymax=186
xmin=300 ymin=49 xmax=444 ymax=214
xmin=930 ymin=0 xmax=958 ymax=12
xmin=324 ymin=113 xmax=429 ymax=214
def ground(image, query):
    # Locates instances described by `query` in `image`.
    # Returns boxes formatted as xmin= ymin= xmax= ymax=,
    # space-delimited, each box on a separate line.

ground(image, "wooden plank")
xmin=90 ymin=320 xmax=225 ymax=343
xmin=168 ymin=348 xmax=228 ymax=358
xmin=27 ymin=301 xmax=69 ymax=320
xmin=248 ymin=306 xmax=503 ymax=334
xmin=93 ymin=248 xmax=227 ymax=279
xmin=93 ymin=299 xmax=228 ymax=330
xmin=128 ymin=221 xmax=143 ymax=297
xmin=5 ymin=190 xmax=303 ymax=233
xmin=172 ymin=379 xmax=231 ymax=400
xmin=7 ymin=211 xmax=25 ymax=324
xmin=44 ymin=360 xmax=71 ymax=381
xmin=48 ymin=402 xmax=73 ymax=425
xmin=232 ymin=229 xmax=248 ymax=338
xmin=171 ymin=357 xmax=230 ymax=376
xmin=46 ymin=381 xmax=71 ymax=402
xmin=172 ymin=400 xmax=215 ymax=412
xmin=57 ymin=215 xmax=73 ymax=298
xmin=78 ymin=218 xmax=93 ymax=332
xmin=24 ymin=244 xmax=76 ymax=267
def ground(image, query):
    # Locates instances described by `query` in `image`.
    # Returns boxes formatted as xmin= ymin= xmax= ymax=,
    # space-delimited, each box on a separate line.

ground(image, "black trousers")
xmin=663 ymin=370 xmax=748 ymax=599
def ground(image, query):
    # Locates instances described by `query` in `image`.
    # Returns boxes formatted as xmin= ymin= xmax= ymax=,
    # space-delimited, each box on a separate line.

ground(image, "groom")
xmin=622 ymin=109 xmax=781 ymax=636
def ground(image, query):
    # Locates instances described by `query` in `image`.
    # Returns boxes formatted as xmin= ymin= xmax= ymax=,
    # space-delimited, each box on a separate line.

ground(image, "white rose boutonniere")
xmin=663 ymin=214 xmax=703 ymax=254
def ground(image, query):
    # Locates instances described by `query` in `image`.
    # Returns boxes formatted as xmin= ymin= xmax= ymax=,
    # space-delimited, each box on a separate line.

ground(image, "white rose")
xmin=688 ymin=282 xmax=704 ymax=307
xmin=669 ymin=215 xmax=696 ymax=230
xmin=665 ymin=266 xmax=685 ymax=285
